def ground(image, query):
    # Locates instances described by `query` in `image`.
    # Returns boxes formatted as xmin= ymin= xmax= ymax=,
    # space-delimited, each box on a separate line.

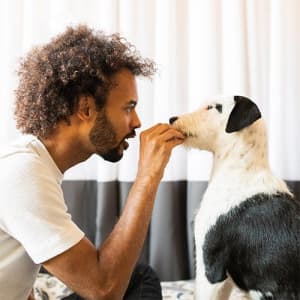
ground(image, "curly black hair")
xmin=14 ymin=25 xmax=156 ymax=139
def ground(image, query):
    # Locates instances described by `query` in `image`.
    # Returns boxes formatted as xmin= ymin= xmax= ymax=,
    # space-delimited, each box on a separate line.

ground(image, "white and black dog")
xmin=169 ymin=96 xmax=300 ymax=300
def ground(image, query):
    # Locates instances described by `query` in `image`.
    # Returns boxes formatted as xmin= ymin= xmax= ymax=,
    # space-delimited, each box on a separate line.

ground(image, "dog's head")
xmin=169 ymin=95 xmax=262 ymax=151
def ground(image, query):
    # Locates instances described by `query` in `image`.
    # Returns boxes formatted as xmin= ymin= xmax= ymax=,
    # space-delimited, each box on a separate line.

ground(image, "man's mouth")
xmin=120 ymin=131 xmax=136 ymax=151
xmin=123 ymin=139 xmax=129 ymax=150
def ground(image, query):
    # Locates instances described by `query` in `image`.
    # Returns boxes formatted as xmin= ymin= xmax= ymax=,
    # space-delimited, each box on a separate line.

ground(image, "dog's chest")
xmin=194 ymin=187 xmax=234 ymax=244
xmin=193 ymin=164 xmax=291 ymax=254
xmin=194 ymin=179 xmax=259 ymax=245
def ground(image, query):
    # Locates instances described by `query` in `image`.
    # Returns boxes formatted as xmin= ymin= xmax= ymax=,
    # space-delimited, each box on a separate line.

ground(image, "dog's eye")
xmin=215 ymin=103 xmax=222 ymax=113
xmin=207 ymin=104 xmax=222 ymax=113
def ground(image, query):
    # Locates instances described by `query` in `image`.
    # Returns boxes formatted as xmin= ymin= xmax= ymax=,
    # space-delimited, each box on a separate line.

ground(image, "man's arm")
xmin=43 ymin=124 xmax=185 ymax=300
xmin=27 ymin=289 xmax=35 ymax=300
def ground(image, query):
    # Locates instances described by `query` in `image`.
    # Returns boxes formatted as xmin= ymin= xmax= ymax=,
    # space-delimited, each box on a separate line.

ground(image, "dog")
xmin=169 ymin=95 xmax=300 ymax=300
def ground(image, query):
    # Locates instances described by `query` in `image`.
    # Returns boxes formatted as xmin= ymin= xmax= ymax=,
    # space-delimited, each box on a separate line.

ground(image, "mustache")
xmin=124 ymin=130 xmax=136 ymax=139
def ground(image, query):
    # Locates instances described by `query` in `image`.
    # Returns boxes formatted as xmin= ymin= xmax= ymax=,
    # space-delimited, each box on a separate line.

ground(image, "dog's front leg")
xmin=196 ymin=272 xmax=233 ymax=300
xmin=195 ymin=228 xmax=233 ymax=299
xmin=195 ymin=276 xmax=219 ymax=299
xmin=196 ymin=247 xmax=233 ymax=300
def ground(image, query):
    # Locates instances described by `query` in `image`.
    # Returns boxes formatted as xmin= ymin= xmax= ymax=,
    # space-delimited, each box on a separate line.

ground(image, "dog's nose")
xmin=169 ymin=116 xmax=178 ymax=124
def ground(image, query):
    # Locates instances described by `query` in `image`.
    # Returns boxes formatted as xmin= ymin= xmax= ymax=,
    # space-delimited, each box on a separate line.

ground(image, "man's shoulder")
xmin=1 ymin=134 xmax=63 ymax=192
xmin=1 ymin=134 xmax=38 ymax=154
xmin=0 ymin=135 xmax=41 ymax=166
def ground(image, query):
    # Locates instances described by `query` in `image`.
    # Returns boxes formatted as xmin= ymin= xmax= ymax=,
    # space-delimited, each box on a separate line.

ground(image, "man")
xmin=0 ymin=25 xmax=185 ymax=300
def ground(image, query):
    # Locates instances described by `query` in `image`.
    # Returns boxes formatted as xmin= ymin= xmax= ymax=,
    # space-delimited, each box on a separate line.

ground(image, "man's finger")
xmin=142 ymin=123 xmax=173 ymax=136
xmin=159 ymin=128 xmax=186 ymax=142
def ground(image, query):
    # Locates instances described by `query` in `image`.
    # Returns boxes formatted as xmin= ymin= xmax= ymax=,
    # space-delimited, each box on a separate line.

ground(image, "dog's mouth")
xmin=177 ymin=129 xmax=197 ymax=139
xmin=182 ymin=133 xmax=196 ymax=139
xmin=186 ymin=132 xmax=197 ymax=138
xmin=170 ymin=117 xmax=197 ymax=138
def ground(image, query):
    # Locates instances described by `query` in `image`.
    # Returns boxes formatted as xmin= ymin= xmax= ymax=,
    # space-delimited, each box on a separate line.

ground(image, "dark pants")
xmin=62 ymin=264 xmax=162 ymax=300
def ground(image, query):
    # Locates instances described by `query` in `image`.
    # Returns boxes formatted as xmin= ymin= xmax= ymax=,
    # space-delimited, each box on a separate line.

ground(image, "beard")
xmin=89 ymin=110 xmax=133 ymax=162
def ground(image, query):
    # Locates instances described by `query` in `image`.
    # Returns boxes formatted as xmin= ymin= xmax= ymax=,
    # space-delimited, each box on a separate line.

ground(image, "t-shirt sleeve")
xmin=0 ymin=156 xmax=84 ymax=264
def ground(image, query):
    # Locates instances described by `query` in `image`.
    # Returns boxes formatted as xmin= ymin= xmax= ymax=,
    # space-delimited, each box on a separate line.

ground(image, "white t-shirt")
xmin=0 ymin=135 xmax=84 ymax=300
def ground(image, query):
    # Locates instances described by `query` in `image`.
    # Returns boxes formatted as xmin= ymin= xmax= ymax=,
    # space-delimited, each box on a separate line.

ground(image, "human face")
xmin=89 ymin=69 xmax=141 ymax=162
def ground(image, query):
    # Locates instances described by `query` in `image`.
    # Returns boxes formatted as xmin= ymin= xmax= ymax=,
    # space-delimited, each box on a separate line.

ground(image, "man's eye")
xmin=125 ymin=101 xmax=137 ymax=113
xmin=207 ymin=105 xmax=213 ymax=110
xmin=125 ymin=106 xmax=134 ymax=112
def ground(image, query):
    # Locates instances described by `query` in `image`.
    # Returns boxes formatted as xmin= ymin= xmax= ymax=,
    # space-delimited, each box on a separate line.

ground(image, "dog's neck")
xmin=206 ymin=122 xmax=292 ymax=197
xmin=208 ymin=146 xmax=291 ymax=202
xmin=211 ymin=133 xmax=269 ymax=178
xmin=212 ymin=122 xmax=269 ymax=176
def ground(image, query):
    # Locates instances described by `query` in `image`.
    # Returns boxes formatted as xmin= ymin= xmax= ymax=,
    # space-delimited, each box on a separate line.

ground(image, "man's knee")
xmin=125 ymin=263 xmax=162 ymax=300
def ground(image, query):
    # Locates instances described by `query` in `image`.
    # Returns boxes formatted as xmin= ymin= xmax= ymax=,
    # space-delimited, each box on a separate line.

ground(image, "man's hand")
xmin=137 ymin=123 xmax=185 ymax=181
xmin=27 ymin=289 xmax=35 ymax=300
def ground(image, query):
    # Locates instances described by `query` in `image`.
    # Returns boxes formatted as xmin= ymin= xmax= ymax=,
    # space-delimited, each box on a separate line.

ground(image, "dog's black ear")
xmin=225 ymin=96 xmax=261 ymax=133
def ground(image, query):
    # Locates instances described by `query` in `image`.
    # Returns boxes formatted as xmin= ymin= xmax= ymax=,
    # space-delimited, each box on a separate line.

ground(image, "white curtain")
xmin=0 ymin=0 xmax=299 ymax=183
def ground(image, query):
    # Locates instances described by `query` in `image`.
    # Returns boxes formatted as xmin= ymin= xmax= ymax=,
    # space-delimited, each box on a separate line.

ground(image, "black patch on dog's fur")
xmin=202 ymin=192 xmax=300 ymax=299
xmin=226 ymin=96 xmax=262 ymax=133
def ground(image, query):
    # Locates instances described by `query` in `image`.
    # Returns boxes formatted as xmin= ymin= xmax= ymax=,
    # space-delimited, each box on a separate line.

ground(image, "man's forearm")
xmin=96 ymin=175 xmax=160 ymax=298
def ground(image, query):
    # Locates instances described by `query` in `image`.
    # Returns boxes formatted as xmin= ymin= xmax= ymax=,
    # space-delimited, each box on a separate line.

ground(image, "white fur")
xmin=171 ymin=96 xmax=291 ymax=300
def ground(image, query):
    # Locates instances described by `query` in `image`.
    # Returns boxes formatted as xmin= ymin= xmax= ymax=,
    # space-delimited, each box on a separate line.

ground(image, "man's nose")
xmin=169 ymin=116 xmax=178 ymax=124
xmin=132 ymin=110 xmax=141 ymax=128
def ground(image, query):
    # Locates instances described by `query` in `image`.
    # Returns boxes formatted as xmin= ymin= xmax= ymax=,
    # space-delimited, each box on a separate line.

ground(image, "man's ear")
xmin=76 ymin=95 xmax=95 ymax=120
xmin=225 ymin=95 xmax=261 ymax=133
